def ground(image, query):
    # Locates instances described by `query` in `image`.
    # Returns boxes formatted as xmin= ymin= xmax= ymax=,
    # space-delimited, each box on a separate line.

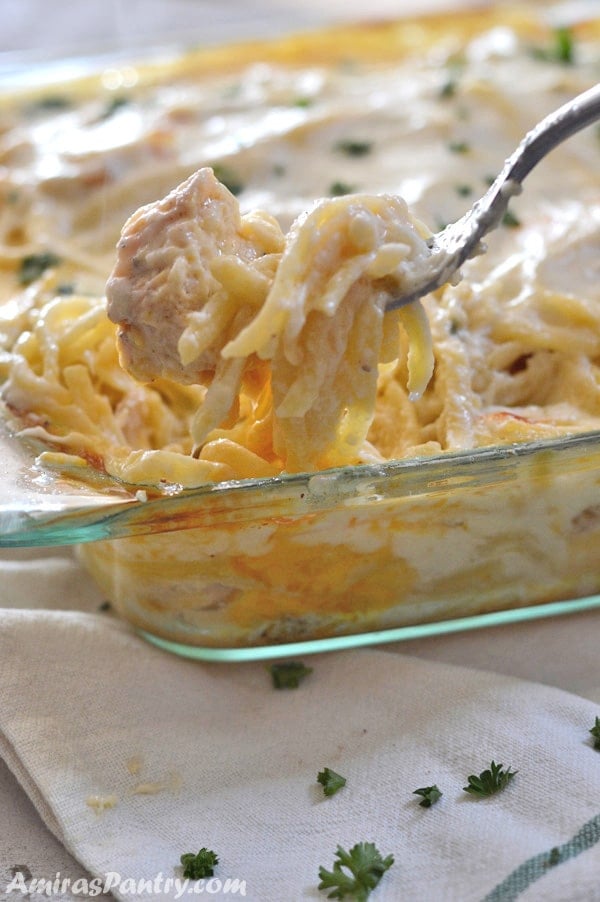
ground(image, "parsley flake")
xmin=502 ymin=209 xmax=521 ymax=228
xmin=212 ymin=164 xmax=244 ymax=196
xmin=531 ymin=27 xmax=575 ymax=65
xmin=317 ymin=767 xmax=347 ymax=797
xmin=413 ymin=785 xmax=442 ymax=808
xmin=547 ymin=847 xmax=561 ymax=867
xmin=439 ymin=77 xmax=458 ymax=99
xmin=455 ymin=183 xmax=473 ymax=197
xmin=589 ymin=716 xmax=600 ymax=750
xmin=18 ymin=252 xmax=61 ymax=286
xmin=334 ymin=139 xmax=372 ymax=157
xmin=98 ymin=95 xmax=129 ymax=120
xmin=463 ymin=761 xmax=517 ymax=797
xmin=268 ymin=660 xmax=313 ymax=689
xmin=329 ymin=181 xmax=356 ymax=197
xmin=27 ymin=95 xmax=71 ymax=114
xmin=180 ymin=848 xmax=219 ymax=880
xmin=448 ymin=140 xmax=470 ymax=155
xmin=318 ymin=842 xmax=394 ymax=900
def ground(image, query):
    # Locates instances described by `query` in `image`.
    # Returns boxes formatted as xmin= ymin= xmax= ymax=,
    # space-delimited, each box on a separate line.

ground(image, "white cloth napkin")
xmin=1 ymin=595 xmax=600 ymax=902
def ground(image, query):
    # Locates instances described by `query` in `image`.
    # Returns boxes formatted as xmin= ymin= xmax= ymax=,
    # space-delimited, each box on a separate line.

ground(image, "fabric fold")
xmin=1 ymin=608 xmax=599 ymax=901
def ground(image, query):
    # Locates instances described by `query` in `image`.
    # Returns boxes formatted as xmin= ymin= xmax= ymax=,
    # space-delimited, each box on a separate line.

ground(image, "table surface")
xmin=2 ymin=0 xmax=600 ymax=895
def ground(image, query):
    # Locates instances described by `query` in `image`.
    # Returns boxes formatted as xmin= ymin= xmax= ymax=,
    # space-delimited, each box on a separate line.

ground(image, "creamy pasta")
xmin=1 ymin=7 xmax=600 ymax=490
xmin=106 ymin=167 xmax=434 ymax=472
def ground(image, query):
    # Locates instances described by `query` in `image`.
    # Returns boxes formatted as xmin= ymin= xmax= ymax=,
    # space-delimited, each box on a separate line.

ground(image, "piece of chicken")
xmin=106 ymin=166 xmax=284 ymax=385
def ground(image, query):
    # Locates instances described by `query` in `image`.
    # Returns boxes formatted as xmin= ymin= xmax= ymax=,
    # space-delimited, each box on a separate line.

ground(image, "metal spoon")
xmin=386 ymin=82 xmax=600 ymax=310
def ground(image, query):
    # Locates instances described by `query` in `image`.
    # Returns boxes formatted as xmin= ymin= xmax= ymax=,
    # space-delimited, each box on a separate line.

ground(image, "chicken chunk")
xmin=106 ymin=166 xmax=284 ymax=385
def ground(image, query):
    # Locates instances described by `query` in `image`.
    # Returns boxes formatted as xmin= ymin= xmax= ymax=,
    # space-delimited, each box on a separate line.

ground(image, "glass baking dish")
xmin=2 ymin=421 xmax=600 ymax=660
xmin=2 ymin=4 xmax=600 ymax=660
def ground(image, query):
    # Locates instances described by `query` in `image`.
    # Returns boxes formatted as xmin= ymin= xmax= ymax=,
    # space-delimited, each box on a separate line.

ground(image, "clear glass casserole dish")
xmin=2 ymin=424 xmax=600 ymax=660
xmin=1 ymin=4 xmax=600 ymax=660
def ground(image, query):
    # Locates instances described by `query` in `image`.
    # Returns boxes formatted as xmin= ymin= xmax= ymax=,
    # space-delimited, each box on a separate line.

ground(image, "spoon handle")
xmin=503 ymin=81 xmax=600 ymax=183
xmin=387 ymin=82 xmax=600 ymax=310
xmin=471 ymin=81 xmax=600 ymax=239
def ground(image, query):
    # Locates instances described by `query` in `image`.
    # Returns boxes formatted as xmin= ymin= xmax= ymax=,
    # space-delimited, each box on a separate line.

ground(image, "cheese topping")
xmin=1 ymin=11 xmax=600 ymax=487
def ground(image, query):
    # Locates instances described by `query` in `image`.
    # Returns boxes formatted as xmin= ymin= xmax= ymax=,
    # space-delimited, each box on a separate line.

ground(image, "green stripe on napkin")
xmin=483 ymin=812 xmax=600 ymax=901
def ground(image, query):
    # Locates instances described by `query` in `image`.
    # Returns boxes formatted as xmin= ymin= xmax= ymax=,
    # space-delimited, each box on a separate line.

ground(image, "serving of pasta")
xmin=1 ymin=4 xmax=600 ymax=651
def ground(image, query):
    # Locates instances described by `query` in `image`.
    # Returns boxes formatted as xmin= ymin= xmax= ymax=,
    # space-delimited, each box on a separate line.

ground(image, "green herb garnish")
xmin=212 ymin=164 xmax=244 ymax=196
xmin=334 ymin=139 xmax=372 ymax=157
xmin=463 ymin=761 xmax=517 ymax=797
xmin=502 ymin=209 xmax=521 ymax=228
xmin=589 ymin=716 xmax=600 ymax=750
xmin=27 ymin=95 xmax=71 ymax=113
xmin=317 ymin=767 xmax=347 ymax=797
xmin=455 ymin=183 xmax=473 ymax=197
xmin=318 ymin=843 xmax=394 ymax=900
xmin=448 ymin=141 xmax=470 ymax=154
xmin=269 ymin=660 xmax=313 ymax=689
xmin=98 ymin=95 xmax=129 ymax=120
xmin=531 ymin=27 xmax=575 ymax=65
xmin=413 ymin=785 xmax=442 ymax=808
xmin=329 ymin=181 xmax=356 ymax=196
xmin=547 ymin=847 xmax=561 ymax=867
xmin=180 ymin=848 xmax=219 ymax=880
xmin=18 ymin=252 xmax=61 ymax=285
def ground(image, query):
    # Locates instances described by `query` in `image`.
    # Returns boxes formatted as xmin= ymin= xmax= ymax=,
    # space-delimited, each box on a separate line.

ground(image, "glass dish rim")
xmin=2 ymin=427 xmax=600 ymax=547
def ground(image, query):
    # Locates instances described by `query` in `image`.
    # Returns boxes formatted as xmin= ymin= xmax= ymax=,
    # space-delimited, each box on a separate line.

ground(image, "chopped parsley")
xmin=531 ymin=27 xmax=575 ymax=65
xmin=98 ymin=95 xmax=129 ymax=120
xmin=26 ymin=94 xmax=71 ymax=114
xmin=455 ymin=183 xmax=473 ymax=197
xmin=18 ymin=251 xmax=61 ymax=285
xmin=502 ymin=209 xmax=521 ymax=228
xmin=439 ymin=76 xmax=459 ymax=99
xmin=547 ymin=847 xmax=561 ymax=867
xmin=180 ymin=848 xmax=219 ymax=880
xmin=317 ymin=767 xmax=347 ymax=797
xmin=318 ymin=842 xmax=394 ymax=900
xmin=212 ymin=164 xmax=245 ymax=196
xmin=413 ymin=785 xmax=442 ymax=808
xmin=463 ymin=761 xmax=517 ymax=797
xmin=268 ymin=660 xmax=313 ymax=689
xmin=589 ymin=716 xmax=600 ymax=750
xmin=333 ymin=139 xmax=372 ymax=157
xmin=448 ymin=140 xmax=470 ymax=155
xmin=329 ymin=181 xmax=356 ymax=197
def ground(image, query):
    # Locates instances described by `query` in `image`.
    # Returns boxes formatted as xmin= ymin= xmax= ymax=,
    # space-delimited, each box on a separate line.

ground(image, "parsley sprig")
xmin=334 ymin=139 xmax=372 ymax=157
xmin=463 ymin=761 xmax=517 ymax=797
xmin=180 ymin=848 xmax=219 ymax=879
xmin=318 ymin=842 xmax=394 ymax=900
xmin=531 ymin=27 xmax=575 ymax=65
xmin=413 ymin=785 xmax=442 ymax=808
xmin=18 ymin=251 xmax=61 ymax=286
xmin=317 ymin=767 xmax=347 ymax=797
xmin=268 ymin=660 xmax=313 ymax=689
xmin=589 ymin=717 xmax=600 ymax=750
